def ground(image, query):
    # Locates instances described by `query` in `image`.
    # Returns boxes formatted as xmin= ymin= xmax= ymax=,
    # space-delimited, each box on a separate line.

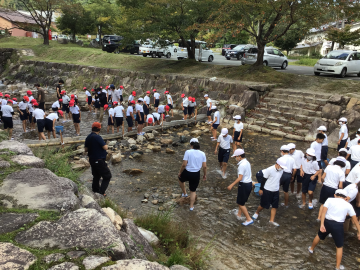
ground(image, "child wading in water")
xmin=232 ymin=115 xmax=243 ymax=148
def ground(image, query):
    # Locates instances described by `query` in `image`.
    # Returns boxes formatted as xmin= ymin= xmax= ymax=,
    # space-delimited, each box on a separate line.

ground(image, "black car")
xmin=123 ymin=41 xmax=141 ymax=54
xmin=221 ymin=44 xmax=236 ymax=56
xmin=225 ymin=44 xmax=255 ymax=60
xmin=102 ymin=35 xmax=123 ymax=53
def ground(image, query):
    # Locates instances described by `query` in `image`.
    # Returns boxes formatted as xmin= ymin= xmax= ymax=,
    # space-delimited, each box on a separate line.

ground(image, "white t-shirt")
xmin=234 ymin=122 xmax=243 ymax=132
xmin=102 ymin=89 xmax=107 ymax=94
xmin=344 ymin=183 xmax=358 ymax=202
xmin=158 ymin=105 xmax=165 ymax=114
xmin=206 ymin=98 xmax=212 ymax=108
xmin=217 ymin=135 xmax=233 ymax=149
xmin=301 ymin=158 xmax=320 ymax=175
xmin=114 ymin=106 xmax=124 ymax=117
xmin=283 ymin=154 xmax=295 ymax=174
xmin=323 ymin=165 xmax=345 ymax=189
xmin=113 ymin=89 xmax=121 ymax=102
xmin=152 ymin=112 xmax=160 ymax=120
xmin=167 ymin=94 xmax=172 ymax=105
xmin=12 ymin=101 xmax=17 ymax=105
xmin=135 ymin=104 xmax=143 ymax=113
xmin=237 ymin=159 xmax=252 ymax=183
xmin=262 ymin=165 xmax=283 ymax=192
xmin=18 ymin=101 xmax=28 ymax=110
xmin=69 ymin=105 xmax=80 ymax=114
xmin=154 ymin=92 xmax=160 ymax=100
xmin=183 ymin=149 xmax=206 ymax=172
xmin=85 ymin=90 xmax=91 ymax=97
xmin=126 ymin=106 xmax=133 ymax=117
xmin=1 ymin=99 xmax=7 ymax=106
xmin=128 ymin=95 xmax=134 ymax=102
xmin=290 ymin=150 xmax=304 ymax=169
xmin=52 ymin=101 xmax=60 ymax=109
xmin=213 ymin=111 xmax=220 ymax=124
xmin=108 ymin=89 xmax=113 ymax=96
xmin=28 ymin=96 xmax=34 ymax=102
xmin=182 ymin=97 xmax=189 ymax=107
xmin=322 ymin=133 xmax=328 ymax=146
xmin=339 ymin=124 xmax=348 ymax=140
xmin=146 ymin=114 xmax=154 ymax=122
xmin=345 ymin=164 xmax=360 ymax=184
xmin=27 ymin=103 xmax=34 ymax=113
xmin=324 ymin=198 xmax=356 ymax=222
xmin=33 ymin=108 xmax=45 ymax=120
xmin=348 ymin=135 xmax=360 ymax=149
xmin=329 ymin=158 xmax=351 ymax=174
xmin=310 ymin=141 xmax=322 ymax=161
xmin=189 ymin=101 xmax=195 ymax=107
xmin=1 ymin=105 xmax=13 ymax=117
xmin=46 ymin=112 xmax=58 ymax=121
xmin=349 ymin=145 xmax=360 ymax=162
xmin=108 ymin=108 xmax=115 ymax=117
xmin=62 ymin=95 xmax=70 ymax=104
xmin=144 ymin=96 xmax=150 ymax=105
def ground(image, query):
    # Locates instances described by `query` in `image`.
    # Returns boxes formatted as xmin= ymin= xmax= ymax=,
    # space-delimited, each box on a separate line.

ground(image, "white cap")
xmin=211 ymin=106 xmax=217 ymax=110
xmin=276 ymin=157 xmax=288 ymax=170
xmin=280 ymin=145 xmax=290 ymax=151
xmin=358 ymin=128 xmax=360 ymax=132
xmin=317 ymin=126 xmax=327 ymax=131
xmin=233 ymin=115 xmax=241 ymax=120
xmin=138 ymin=98 xmax=144 ymax=101
xmin=231 ymin=148 xmax=245 ymax=157
xmin=221 ymin=128 xmax=228 ymax=136
xmin=190 ymin=138 xmax=199 ymax=144
xmin=204 ymin=94 xmax=208 ymax=97
xmin=339 ymin=117 xmax=347 ymax=122
xmin=306 ymin=148 xmax=316 ymax=156
xmin=335 ymin=189 xmax=348 ymax=197
xmin=287 ymin=143 xmax=296 ymax=149
xmin=336 ymin=156 xmax=347 ymax=163
xmin=339 ymin=148 xmax=348 ymax=153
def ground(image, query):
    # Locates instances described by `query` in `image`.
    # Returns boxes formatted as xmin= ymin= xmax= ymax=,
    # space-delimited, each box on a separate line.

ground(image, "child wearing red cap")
xmin=45 ymin=110 xmax=63 ymax=139
xmin=28 ymin=99 xmax=37 ymax=131
xmin=157 ymin=105 xmax=169 ymax=126
xmin=61 ymin=90 xmax=71 ymax=122
xmin=18 ymin=96 xmax=29 ymax=133
xmin=128 ymin=91 xmax=136 ymax=104
xmin=113 ymin=101 xmax=125 ymax=135
xmin=153 ymin=89 xmax=160 ymax=112
xmin=181 ymin=94 xmax=189 ymax=120
xmin=143 ymin=91 xmax=151 ymax=117
xmin=106 ymin=104 xmax=114 ymax=134
xmin=27 ymin=90 xmax=34 ymax=102
xmin=190 ymin=97 xmax=197 ymax=120
xmin=12 ymin=98 xmax=17 ymax=105
xmin=69 ymin=100 xmax=81 ymax=136
xmin=165 ymin=90 xmax=173 ymax=117
xmin=126 ymin=100 xmax=136 ymax=132
xmin=2 ymin=94 xmax=10 ymax=106
xmin=33 ymin=102 xmax=46 ymax=140
xmin=85 ymin=87 xmax=93 ymax=112
xmin=136 ymin=99 xmax=145 ymax=135
xmin=1 ymin=100 xmax=14 ymax=140
xmin=119 ymin=85 xmax=124 ymax=103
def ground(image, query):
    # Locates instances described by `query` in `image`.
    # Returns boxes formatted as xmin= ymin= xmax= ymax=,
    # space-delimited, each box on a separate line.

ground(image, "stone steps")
xmin=270 ymin=88 xmax=332 ymax=100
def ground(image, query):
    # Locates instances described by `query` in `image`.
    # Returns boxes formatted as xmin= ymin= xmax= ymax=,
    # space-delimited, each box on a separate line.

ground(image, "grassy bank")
xmin=289 ymin=58 xmax=318 ymax=66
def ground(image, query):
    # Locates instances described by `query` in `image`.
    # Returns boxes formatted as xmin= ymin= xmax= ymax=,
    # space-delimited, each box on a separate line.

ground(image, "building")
xmin=0 ymin=8 xmax=39 ymax=38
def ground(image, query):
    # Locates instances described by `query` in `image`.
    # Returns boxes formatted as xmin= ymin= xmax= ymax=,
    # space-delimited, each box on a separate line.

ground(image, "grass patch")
xmin=100 ymin=197 xmax=128 ymax=219
xmin=289 ymin=58 xmax=318 ymax=66
xmin=135 ymin=210 xmax=212 ymax=269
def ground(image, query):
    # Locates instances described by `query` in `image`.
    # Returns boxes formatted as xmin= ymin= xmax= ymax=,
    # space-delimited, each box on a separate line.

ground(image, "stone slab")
xmin=0 ymin=213 xmax=39 ymax=234
xmin=0 ymin=242 xmax=36 ymax=270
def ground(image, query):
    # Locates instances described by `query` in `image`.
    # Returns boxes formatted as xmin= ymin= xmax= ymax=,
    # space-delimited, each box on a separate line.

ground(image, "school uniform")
xmin=1 ymin=99 xmax=8 ymax=106
xmin=179 ymin=149 xmax=206 ymax=192
xmin=329 ymin=158 xmax=351 ymax=174
xmin=233 ymin=121 xmax=243 ymax=142
xmin=182 ymin=97 xmax=189 ymax=115
xmin=347 ymin=135 xmax=360 ymax=149
xmin=18 ymin=101 xmax=28 ymax=121
xmin=206 ymin=98 xmax=212 ymax=116
xmin=188 ymin=101 xmax=194 ymax=116
xmin=321 ymin=133 xmax=328 ymax=161
xmin=146 ymin=114 xmax=154 ymax=123
xmin=344 ymin=184 xmax=360 ymax=217
xmin=311 ymin=141 xmax=322 ymax=169
xmin=28 ymin=96 xmax=34 ymax=102
xmin=291 ymin=150 xmax=305 ymax=182
xmin=85 ymin=90 xmax=92 ymax=105
xmin=135 ymin=104 xmax=144 ymax=124
xmin=212 ymin=111 xmax=220 ymax=129
xmin=118 ymin=88 xmax=123 ymax=102
xmin=236 ymin=158 xmax=252 ymax=206
xmin=158 ymin=105 xmax=165 ymax=119
xmin=301 ymin=158 xmax=320 ymax=193
xmin=217 ymin=135 xmax=233 ymax=163
xmin=152 ymin=112 xmax=160 ymax=122
xmin=143 ymin=96 xmax=150 ymax=115
xmin=107 ymin=89 xmax=113 ymax=102
xmin=167 ymin=94 xmax=173 ymax=109
xmin=344 ymin=164 xmax=360 ymax=187
xmin=258 ymin=165 xmax=283 ymax=209
xmin=126 ymin=106 xmax=134 ymax=127
xmin=114 ymin=105 xmax=125 ymax=126
xmin=62 ymin=95 xmax=70 ymax=113
xmin=70 ymin=105 xmax=80 ymax=123
xmin=348 ymin=144 xmax=360 ymax=169
xmin=94 ymin=93 xmax=100 ymax=109
xmin=27 ymin=103 xmax=34 ymax=123
xmin=108 ymin=108 xmax=115 ymax=126
xmin=45 ymin=113 xmax=58 ymax=131
xmin=128 ymin=95 xmax=134 ymax=104
xmin=280 ymin=155 xmax=294 ymax=193
xmin=319 ymin=165 xmax=345 ymax=204
xmin=33 ymin=108 xmax=45 ymax=132
xmin=338 ymin=124 xmax=348 ymax=150
xmin=154 ymin=92 xmax=160 ymax=107
xmin=52 ymin=101 xmax=61 ymax=111
xmin=113 ymin=89 xmax=120 ymax=103
xmin=318 ymin=198 xmax=356 ymax=248
xmin=1 ymin=105 xmax=13 ymax=129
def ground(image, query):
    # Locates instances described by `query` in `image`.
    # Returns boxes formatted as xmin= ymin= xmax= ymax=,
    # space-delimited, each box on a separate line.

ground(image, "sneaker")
xmin=335 ymin=265 xmax=345 ymax=270
xmin=308 ymin=203 xmax=313 ymax=209
xmin=269 ymin=221 xmax=280 ymax=227
xmin=165 ymin=115 xmax=170 ymax=117
xmin=328 ymin=233 xmax=332 ymax=238
xmin=299 ymin=204 xmax=305 ymax=209
xmin=296 ymin=193 xmax=302 ymax=199
xmin=236 ymin=216 xmax=246 ymax=221
xmin=181 ymin=193 xmax=188 ymax=198
xmin=211 ymin=139 xmax=217 ymax=141
xmin=308 ymin=246 xmax=314 ymax=254
xmin=242 ymin=220 xmax=254 ymax=226
xmin=252 ymin=213 xmax=258 ymax=220
xmin=281 ymin=203 xmax=288 ymax=208
xmin=10 ymin=137 xmax=14 ymax=140
xmin=190 ymin=207 xmax=194 ymax=211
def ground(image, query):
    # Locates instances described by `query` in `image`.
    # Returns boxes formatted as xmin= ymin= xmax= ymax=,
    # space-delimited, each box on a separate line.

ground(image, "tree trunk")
xmin=43 ymin=28 xmax=49 ymax=45
xmin=98 ymin=26 xmax=102 ymax=45
xmin=330 ymin=41 xmax=335 ymax=51
xmin=254 ymin=41 xmax=265 ymax=66
xmin=72 ymin=32 xmax=76 ymax=42
xmin=187 ymin=38 xmax=195 ymax=59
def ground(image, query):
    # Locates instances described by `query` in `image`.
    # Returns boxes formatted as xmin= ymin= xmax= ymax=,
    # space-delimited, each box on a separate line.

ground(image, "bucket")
xmin=55 ymin=126 xmax=64 ymax=134
xmin=254 ymin=183 xmax=261 ymax=196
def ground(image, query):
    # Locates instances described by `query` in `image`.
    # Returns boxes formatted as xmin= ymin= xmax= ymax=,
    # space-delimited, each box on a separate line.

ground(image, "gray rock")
xmin=344 ymin=109 xmax=360 ymax=130
xmin=328 ymin=94 xmax=342 ymax=105
xmin=179 ymin=136 xmax=187 ymax=143
xmin=0 ymin=242 xmax=36 ymax=270
xmin=170 ymin=265 xmax=190 ymax=270
xmin=0 ymin=213 xmax=39 ymax=234
xmin=15 ymin=208 xmax=127 ymax=260
xmin=0 ymin=140 xmax=33 ymax=155
xmin=79 ymin=195 xmax=105 ymax=215
xmin=327 ymin=127 xmax=340 ymax=149
xmin=0 ymin=168 xmax=79 ymax=211
xmin=67 ymin=251 xmax=86 ymax=259
xmin=0 ymin=159 xmax=10 ymax=168
xmin=228 ymin=91 xmax=258 ymax=109
xmin=42 ymin=253 xmax=65 ymax=264
xmin=130 ymin=145 xmax=138 ymax=150
xmin=118 ymin=231 xmax=147 ymax=260
xmin=83 ymin=255 xmax=110 ymax=270
xmin=121 ymin=219 xmax=157 ymax=258
xmin=305 ymin=118 xmax=328 ymax=141
xmin=11 ymin=155 xmax=45 ymax=168
xmin=152 ymin=130 xmax=159 ymax=136
xmin=48 ymin=262 xmax=79 ymax=270
xmin=321 ymin=103 xmax=342 ymax=120
xmin=102 ymin=259 xmax=168 ymax=270
xmin=144 ymin=132 xmax=155 ymax=140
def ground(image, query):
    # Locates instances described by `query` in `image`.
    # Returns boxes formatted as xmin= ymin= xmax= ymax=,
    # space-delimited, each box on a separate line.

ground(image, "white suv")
xmin=314 ymin=50 xmax=360 ymax=78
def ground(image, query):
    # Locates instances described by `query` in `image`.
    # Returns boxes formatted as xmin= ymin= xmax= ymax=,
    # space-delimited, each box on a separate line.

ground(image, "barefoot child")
xmin=69 ymin=100 xmax=81 ymax=136
xmin=232 ymin=115 xmax=243 ymax=148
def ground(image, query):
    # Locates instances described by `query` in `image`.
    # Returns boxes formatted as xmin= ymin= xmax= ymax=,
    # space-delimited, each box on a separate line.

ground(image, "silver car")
xmin=241 ymin=47 xmax=288 ymax=69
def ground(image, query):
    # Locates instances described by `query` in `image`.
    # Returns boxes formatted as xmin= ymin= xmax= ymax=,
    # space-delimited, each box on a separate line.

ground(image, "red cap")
xmin=23 ymin=96 xmax=29 ymax=101
xmin=83 ymin=87 xmax=87 ymax=90
xmin=92 ymin=122 xmax=101 ymax=129
xmin=165 ymin=105 xmax=170 ymax=111
xmin=120 ymin=85 xmax=124 ymax=89
xmin=153 ymin=89 xmax=157 ymax=92
xmin=0 ymin=93 xmax=3 ymax=97
xmin=165 ymin=91 xmax=169 ymax=94
xmin=130 ymin=100 xmax=135 ymax=104
xmin=100 ymin=86 xmax=103 ymax=89
xmin=104 ymin=104 xmax=109 ymax=110
xmin=132 ymin=91 xmax=136 ymax=96
xmin=146 ymin=91 xmax=150 ymax=94
xmin=33 ymin=102 xmax=39 ymax=106
xmin=69 ymin=101 xmax=75 ymax=107
xmin=30 ymin=99 xmax=37 ymax=103
xmin=61 ymin=90 xmax=66 ymax=94
xmin=12 ymin=98 xmax=17 ymax=101
xmin=7 ymin=100 xmax=13 ymax=104
xmin=58 ymin=110 xmax=64 ymax=116
xmin=181 ymin=94 xmax=185 ymax=98
xmin=71 ymin=94 xmax=75 ymax=98
xmin=192 ymin=97 xmax=196 ymax=102
xmin=106 ymin=86 xmax=109 ymax=89
xmin=113 ymin=101 xmax=118 ymax=105
xmin=148 ymin=118 xmax=153 ymax=123
xmin=27 ymin=90 xmax=32 ymax=95
xmin=91 ymin=88 xmax=95 ymax=92
xmin=59 ymin=99 xmax=63 ymax=102
xmin=4 ymin=94 xmax=10 ymax=98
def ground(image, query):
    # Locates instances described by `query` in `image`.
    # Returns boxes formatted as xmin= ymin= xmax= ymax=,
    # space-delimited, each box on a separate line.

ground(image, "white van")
xmin=177 ymin=40 xmax=214 ymax=62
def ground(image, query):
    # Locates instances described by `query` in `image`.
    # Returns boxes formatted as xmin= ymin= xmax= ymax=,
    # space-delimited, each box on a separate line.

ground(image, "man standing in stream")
xmin=85 ymin=122 xmax=112 ymax=196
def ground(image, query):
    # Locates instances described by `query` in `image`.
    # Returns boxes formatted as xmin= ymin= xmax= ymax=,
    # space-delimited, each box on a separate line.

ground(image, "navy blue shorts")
xmin=280 ymin=172 xmax=292 ymax=193
xmin=28 ymin=112 xmax=34 ymax=123
xmin=260 ymin=189 xmax=279 ymax=209
xmin=234 ymin=131 xmax=243 ymax=142
xmin=115 ymin=117 xmax=123 ymax=126
xmin=126 ymin=116 xmax=133 ymax=127
xmin=62 ymin=104 xmax=69 ymax=113
xmin=351 ymin=200 xmax=360 ymax=217
xmin=237 ymin=182 xmax=252 ymax=206
xmin=72 ymin=113 xmax=80 ymax=123
xmin=120 ymin=95 xmax=123 ymax=102
xmin=108 ymin=117 xmax=114 ymax=126
xmin=302 ymin=173 xmax=317 ymax=193
xmin=318 ymin=219 xmax=344 ymax=248
xmin=319 ymin=185 xmax=337 ymax=204
xmin=256 ymin=170 xmax=265 ymax=189
xmin=338 ymin=139 xmax=347 ymax=151
xmin=137 ymin=112 xmax=145 ymax=124
xmin=95 ymin=101 xmax=100 ymax=109
xmin=188 ymin=107 xmax=194 ymax=116
xmin=183 ymin=107 xmax=188 ymax=115
xmin=321 ymin=146 xmax=328 ymax=161
xmin=179 ymin=169 xmax=200 ymax=192
xmin=343 ymin=181 xmax=352 ymax=188
xmin=212 ymin=123 xmax=219 ymax=130
xmin=143 ymin=104 xmax=149 ymax=115
xmin=20 ymin=110 xmax=28 ymax=121
xmin=294 ymin=169 xmax=303 ymax=183
xmin=3 ymin=116 xmax=13 ymax=129
xmin=350 ymin=159 xmax=359 ymax=170
xmin=317 ymin=161 xmax=322 ymax=170
xmin=155 ymin=99 xmax=159 ymax=108
xmin=87 ymin=96 xmax=92 ymax=105
xmin=167 ymin=104 xmax=173 ymax=109
xmin=207 ymin=109 xmax=212 ymax=116
xmin=44 ymin=118 xmax=53 ymax=131
xmin=36 ymin=119 xmax=45 ymax=132
xmin=218 ymin=147 xmax=230 ymax=163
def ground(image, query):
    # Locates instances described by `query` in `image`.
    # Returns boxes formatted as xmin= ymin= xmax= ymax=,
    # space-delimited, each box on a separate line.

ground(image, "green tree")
xmin=326 ymin=25 xmax=360 ymax=49
xmin=274 ymin=30 xmax=304 ymax=55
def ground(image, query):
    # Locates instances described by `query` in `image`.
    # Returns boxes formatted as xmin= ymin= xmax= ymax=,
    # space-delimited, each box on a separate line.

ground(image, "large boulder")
xmin=138 ymin=227 xmax=160 ymax=245
xmin=0 ymin=140 xmax=33 ymax=155
xmin=321 ymin=103 xmax=342 ymax=120
xmin=0 ymin=168 xmax=79 ymax=211
xmin=228 ymin=105 xmax=245 ymax=120
xmin=121 ymin=219 xmax=157 ymax=258
xmin=79 ymin=195 xmax=105 ymax=215
xmin=119 ymin=231 xmax=147 ymax=260
xmin=327 ymin=127 xmax=340 ymax=149
xmin=83 ymin=255 xmax=110 ymax=270
xmin=228 ymin=91 xmax=258 ymax=109
xmin=11 ymin=155 xmax=45 ymax=168
xmin=48 ymin=262 xmax=78 ymax=270
xmin=0 ymin=242 xmax=36 ymax=270
xmin=346 ymin=97 xmax=360 ymax=111
xmin=102 ymin=259 xmax=169 ymax=270
xmin=102 ymin=207 xmax=123 ymax=230
xmin=305 ymin=118 xmax=328 ymax=142
xmin=344 ymin=109 xmax=360 ymax=130
xmin=170 ymin=266 xmax=190 ymax=270
xmin=0 ymin=213 xmax=38 ymax=234
xmin=15 ymin=208 xmax=127 ymax=260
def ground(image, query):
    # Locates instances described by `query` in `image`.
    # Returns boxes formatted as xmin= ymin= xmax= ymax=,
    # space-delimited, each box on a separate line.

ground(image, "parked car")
xmin=139 ymin=40 xmax=177 ymax=58
xmin=225 ymin=44 xmax=255 ymax=60
xmin=241 ymin=47 xmax=288 ymax=69
xmin=102 ymin=35 xmax=123 ymax=53
xmin=177 ymin=40 xmax=214 ymax=62
xmin=221 ymin=44 xmax=237 ymax=56
xmin=313 ymin=50 xmax=360 ymax=78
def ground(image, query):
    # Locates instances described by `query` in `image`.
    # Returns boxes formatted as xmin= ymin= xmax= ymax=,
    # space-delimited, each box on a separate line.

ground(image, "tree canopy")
xmin=274 ymin=30 xmax=305 ymax=55
xmin=326 ymin=25 xmax=360 ymax=49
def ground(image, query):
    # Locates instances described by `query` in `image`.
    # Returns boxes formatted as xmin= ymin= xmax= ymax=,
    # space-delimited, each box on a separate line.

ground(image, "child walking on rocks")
xmin=215 ymin=128 xmax=235 ymax=179
xmin=288 ymin=143 xmax=304 ymax=197
xmin=33 ymin=102 xmax=46 ymax=141
xmin=114 ymin=101 xmax=125 ymax=135
xmin=279 ymin=145 xmax=294 ymax=207
xmin=45 ymin=110 xmax=63 ymax=139
xmin=232 ymin=115 xmax=243 ymax=148
xmin=107 ymin=104 xmax=115 ymax=134
xmin=18 ymin=96 xmax=29 ymax=133
xmin=317 ymin=126 xmax=329 ymax=167
xmin=69 ymin=100 xmax=81 ymax=136
xmin=126 ymin=100 xmax=135 ymax=132
xmin=1 ymin=100 xmax=14 ymax=140
xmin=84 ymin=87 xmax=93 ymax=113
xmin=210 ymin=106 xmax=220 ymax=141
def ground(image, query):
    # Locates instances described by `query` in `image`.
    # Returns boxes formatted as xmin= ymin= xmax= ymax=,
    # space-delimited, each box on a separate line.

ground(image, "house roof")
xmin=0 ymin=8 xmax=37 ymax=24
xmin=294 ymin=42 xmax=322 ymax=49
